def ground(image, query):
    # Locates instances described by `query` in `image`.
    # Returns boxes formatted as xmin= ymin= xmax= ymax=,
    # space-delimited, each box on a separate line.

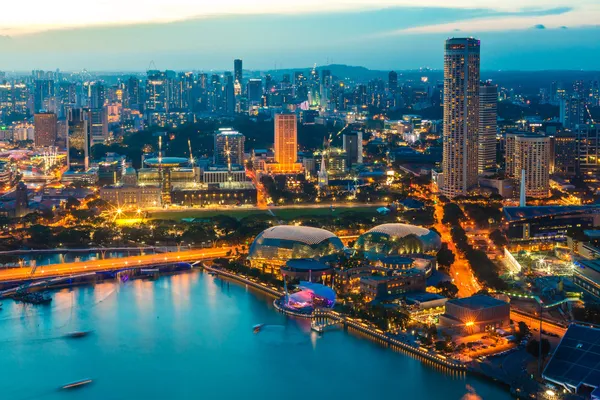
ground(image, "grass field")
xmin=147 ymin=206 xmax=379 ymax=221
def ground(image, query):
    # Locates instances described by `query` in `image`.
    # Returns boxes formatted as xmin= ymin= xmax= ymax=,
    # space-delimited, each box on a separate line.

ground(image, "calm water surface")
xmin=0 ymin=271 xmax=510 ymax=399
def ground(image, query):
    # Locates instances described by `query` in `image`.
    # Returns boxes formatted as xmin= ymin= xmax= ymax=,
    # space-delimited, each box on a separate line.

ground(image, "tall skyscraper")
xmin=34 ymin=79 xmax=54 ymax=112
xmin=478 ymin=83 xmax=498 ymax=174
xmin=67 ymin=108 xmax=90 ymax=170
xmin=274 ymin=113 xmax=298 ymax=172
xmin=507 ymin=134 xmax=551 ymax=198
xmin=89 ymin=82 xmax=105 ymax=109
xmin=560 ymin=95 xmax=586 ymax=130
xmin=234 ymin=59 xmax=243 ymax=85
xmin=247 ymin=79 xmax=262 ymax=105
xmin=214 ymin=128 xmax=245 ymax=166
xmin=388 ymin=71 xmax=398 ymax=94
xmin=125 ymin=76 xmax=141 ymax=110
xmin=145 ymin=70 xmax=167 ymax=112
xmin=224 ymin=72 xmax=235 ymax=115
xmin=577 ymin=123 xmax=600 ymax=176
xmin=343 ymin=131 xmax=363 ymax=166
xmin=34 ymin=112 xmax=57 ymax=147
xmin=88 ymin=108 xmax=108 ymax=145
xmin=440 ymin=38 xmax=480 ymax=198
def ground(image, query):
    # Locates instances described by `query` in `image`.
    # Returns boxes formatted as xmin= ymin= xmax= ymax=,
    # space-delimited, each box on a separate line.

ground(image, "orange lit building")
xmin=271 ymin=113 xmax=302 ymax=173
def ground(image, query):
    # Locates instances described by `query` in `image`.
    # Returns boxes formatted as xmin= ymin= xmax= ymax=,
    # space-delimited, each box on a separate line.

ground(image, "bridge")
xmin=0 ymin=247 xmax=237 ymax=283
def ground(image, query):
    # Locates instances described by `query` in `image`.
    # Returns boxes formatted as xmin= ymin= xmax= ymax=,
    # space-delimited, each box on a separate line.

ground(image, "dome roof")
xmin=258 ymin=225 xmax=338 ymax=246
xmin=365 ymin=223 xmax=432 ymax=238
xmin=355 ymin=223 xmax=442 ymax=255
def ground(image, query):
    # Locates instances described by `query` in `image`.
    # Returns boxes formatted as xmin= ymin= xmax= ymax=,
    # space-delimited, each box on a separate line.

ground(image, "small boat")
xmin=253 ymin=323 xmax=265 ymax=334
xmin=64 ymin=330 xmax=92 ymax=339
xmin=61 ymin=378 xmax=93 ymax=389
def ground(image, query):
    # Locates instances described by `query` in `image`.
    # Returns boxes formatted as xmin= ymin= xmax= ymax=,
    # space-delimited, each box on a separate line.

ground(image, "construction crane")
xmin=188 ymin=139 xmax=194 ymax=166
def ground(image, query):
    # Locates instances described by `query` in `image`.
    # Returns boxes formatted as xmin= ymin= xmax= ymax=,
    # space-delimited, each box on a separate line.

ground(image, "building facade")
xmin=214 ymin=129 xmax=245 ymax=166
xmin=478 ymin=83 xmax=497 ymax=174
xmin=273 ymin=113 xmax=300 ymax=173
xmin=440 ymin=38 xmax=480 ymax=198
xmin=34 ymin=112 xmax=57 ymax=147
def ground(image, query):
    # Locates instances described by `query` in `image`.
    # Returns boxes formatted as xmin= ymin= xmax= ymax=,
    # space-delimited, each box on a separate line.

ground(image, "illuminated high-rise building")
xmin=560 ymin=95 xmax=585 ymax=130
xmin=34 ymin=79 xmax=54 ymax=112
xmin=274 ymin=113 xmax=299 ymax=172
xmin=88 ymin=108 xmax=108 ymax=145
xmin=89 ymin=82 xmax=105 ymax=109
xmin=234 ymin=59 xmax=243 ymax=86
xmin=34 ymin=112 xmax=57 ymax=147
xmin=214 ymin=128 xmax=245 ymax=166
xmin=67 ymin=108 xmax=90 ymax=170
xmin=478 ymin=82 xmax=497 ymax=174
xmin=247 ymin=79 xmax=262 ymax=105
xmin=145 ymin=70 xmax=167 ymax=112
xmin=440 ymin=38 xmax=480 ymax=198
xmin=511 ymin=134 xmax=551 ymax=198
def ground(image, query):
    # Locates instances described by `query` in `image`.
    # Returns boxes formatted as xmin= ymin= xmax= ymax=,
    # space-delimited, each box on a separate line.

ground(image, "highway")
xmin=510 ymin=309 xmax=567 ymax=338
xmin=0 ymin=247 xmax=236 ymax=282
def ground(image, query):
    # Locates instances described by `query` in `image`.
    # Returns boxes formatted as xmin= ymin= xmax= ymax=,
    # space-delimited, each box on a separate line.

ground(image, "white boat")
xmin=61 ymin=378 xmax=92 ymax=389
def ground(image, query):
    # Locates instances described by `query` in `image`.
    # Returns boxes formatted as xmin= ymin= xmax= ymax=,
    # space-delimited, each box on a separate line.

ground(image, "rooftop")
xmin=446 ymin=295 xmax=508 ymax=310
xmin=284 ymin=259 xmax=331 ymax=272
xmin=543 ymin=324 xmax=600 ymax=391
xmin=504 ymin=206 xmax=600 ymax=222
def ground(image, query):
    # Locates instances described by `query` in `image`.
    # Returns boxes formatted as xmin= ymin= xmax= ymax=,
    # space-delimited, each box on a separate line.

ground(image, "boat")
xmin=64 ymin=330 xmax=92 ymax=339
xmin=61 ymin=378 xmax=93 ymax=389
xmin=253 ymin=323 xmax=265 ymax=334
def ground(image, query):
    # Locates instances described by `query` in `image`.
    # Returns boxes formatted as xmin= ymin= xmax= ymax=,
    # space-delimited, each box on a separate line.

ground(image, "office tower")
xmin=577 ymin=124 xmax=600 ymax=176
xmin=591 ymin=79 xmax=600 ymax=107
xmin=125 ymin=76 xmax=142 ymax=110
xmin=224 ymin=72 xmax=235 ymax=115
xmin=560 ymin=95 xmax=586 ymax=130
xmin=551 ymin=132 xmax=578 ymax=175
xmin=67 ymin=108 xmax=90 ymax=170
xmin=164 ymin=70 xmax=178 ymax=111
xmin=440 ymin=38 xmax=480 ymax=198
xmin=11 ymin=83 xmax=29 ymax=115
xmin=274 ymin=114 xmax=298 ymax=171
xmin=247 ymin=79 xmax=262 ymax=105
xmin=0 ymin=83 xmax=11 ymax=121
xmin=34 ymin=112 xmax=57 ymax=147
xmin=294 ymin=72 xmax=308 ymax=101
xmin=343 ymin=131 xmax=363 ymax=166
xmin=178 ymin=72 xmax=194 ymax=110
xmin=34 ymin=79 xmax=54 ymax=112
xmin=89 ymin=82 xmax=105 ymax=109
xmin=88 ymin=108 xmax=108 ymax=145
xmin=234 ymin=59 xmax=243 ymax=86
xmin=511 ymin=135 xmax=551 ymax=198
xmin=478 ymin=83 xmax=498 ymax=174
xmin=145 ymin=70 xmax=167 ymax=112
xmin=214 ymin=129 xmax=245 ymax=166
xmin=320 ymin=70 xmax=332 ymax=110
xmin=388 ymin=71 xmax=398 ymax=94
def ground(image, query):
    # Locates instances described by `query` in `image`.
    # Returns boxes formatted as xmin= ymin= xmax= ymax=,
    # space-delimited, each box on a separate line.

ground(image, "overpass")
xmin=0 ymin=247 xmax=237 ymax=283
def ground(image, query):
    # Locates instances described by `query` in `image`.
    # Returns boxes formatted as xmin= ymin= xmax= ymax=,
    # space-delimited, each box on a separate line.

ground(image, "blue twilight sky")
xmin=0 ymin=0 xmax=599 ymax=71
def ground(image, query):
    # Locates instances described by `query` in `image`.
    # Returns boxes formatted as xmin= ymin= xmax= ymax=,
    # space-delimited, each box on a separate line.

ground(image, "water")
xmin=0 ymin=271 xmax=510 ymax=400
xmin=10 ymin=250 xmax=152 ymax=266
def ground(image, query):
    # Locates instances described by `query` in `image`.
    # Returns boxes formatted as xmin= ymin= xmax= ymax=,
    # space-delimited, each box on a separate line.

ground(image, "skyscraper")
xmin=88 ymin=108 xmax=108 ymax=145
xmin=577 ymin=123 xmax=600 ymax=176
xmin=234 ymin=59 xmax=243 ymax=86
xmin=560 ymin=95 xmax=586 ymax=130
xmin=125 ymin=76 xmax=141 ymax=110
xmin=247 ymin=79 xmax=262 ymax=105
xmin=224 ymin=72 xmax=235 ymax=115
xmin=34 ymin=79 xmax=54 ymax=112
xmin=34 ymin=112 xmax=57 ymax=147
xmin=388 ymin=71 xmax=398 ymax=94
xmin=343 ymin=131 xmax=363 ymax=167
xmin=67 ymin=108 xmax=90 ymax=170
xmin=274 ymin=113 xmax=298 ymax=172
xmin=214 ymin=128 xmax=245 ymax=166
xmin=89 ymin=82 xmax=105 ymax=109
xmin=478 ymin=83 xmax=497 ymax=174
xmin=145 ymin=70 xmax=167 ymax=112
xmin=440 ymin=38 xmax=480 ymax=198
xmin=511 ymin=135 xmax=551 ymax=198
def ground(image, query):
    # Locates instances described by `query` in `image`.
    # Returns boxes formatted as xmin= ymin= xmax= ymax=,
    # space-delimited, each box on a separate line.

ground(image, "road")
xmin=0 ymin=247 xmax=236 ymax=283
xmin=433 ymin=200 xmax=481 ymax=297
xmin=510 ymin=310 xmax=567 ymax=338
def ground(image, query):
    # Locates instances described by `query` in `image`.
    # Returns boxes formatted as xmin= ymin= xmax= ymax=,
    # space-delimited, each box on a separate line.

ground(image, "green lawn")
xmin=148 ymin=205 xmax=379 ymax=221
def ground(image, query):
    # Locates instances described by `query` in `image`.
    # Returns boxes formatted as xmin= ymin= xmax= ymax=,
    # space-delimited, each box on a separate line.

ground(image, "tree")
xmin=490 ymin=229 xmax=508 ymax=248
xmin=516 ymin=321 xmax=530 ymax=341
xmin=436 ymin=244 xmax=455 ymax=269
xmin=64 ymin=196 xmax=81 ymax=210
xmin=436 ymin=281 xmax=459 ymax=299
xmin=526 ymin=338 xmax=550 ymax=358
xmin=442 ymin=203 xmax=465 ymax=226
xmin=27 ymin=224 xmax=53 ymax=247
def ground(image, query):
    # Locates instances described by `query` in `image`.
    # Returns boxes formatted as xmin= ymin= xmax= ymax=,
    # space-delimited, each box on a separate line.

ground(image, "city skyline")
xmin=0 ymin=3 xmax=599 ymax=71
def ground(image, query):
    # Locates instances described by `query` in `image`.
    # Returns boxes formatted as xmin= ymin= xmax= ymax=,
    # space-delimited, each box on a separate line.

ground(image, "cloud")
xmin=533 ymin=24 xmax=546 ymax=29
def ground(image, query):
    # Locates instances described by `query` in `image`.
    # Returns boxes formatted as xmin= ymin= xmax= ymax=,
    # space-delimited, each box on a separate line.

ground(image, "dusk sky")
xmin=1 ymin=0 xmax=599 ymax=71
